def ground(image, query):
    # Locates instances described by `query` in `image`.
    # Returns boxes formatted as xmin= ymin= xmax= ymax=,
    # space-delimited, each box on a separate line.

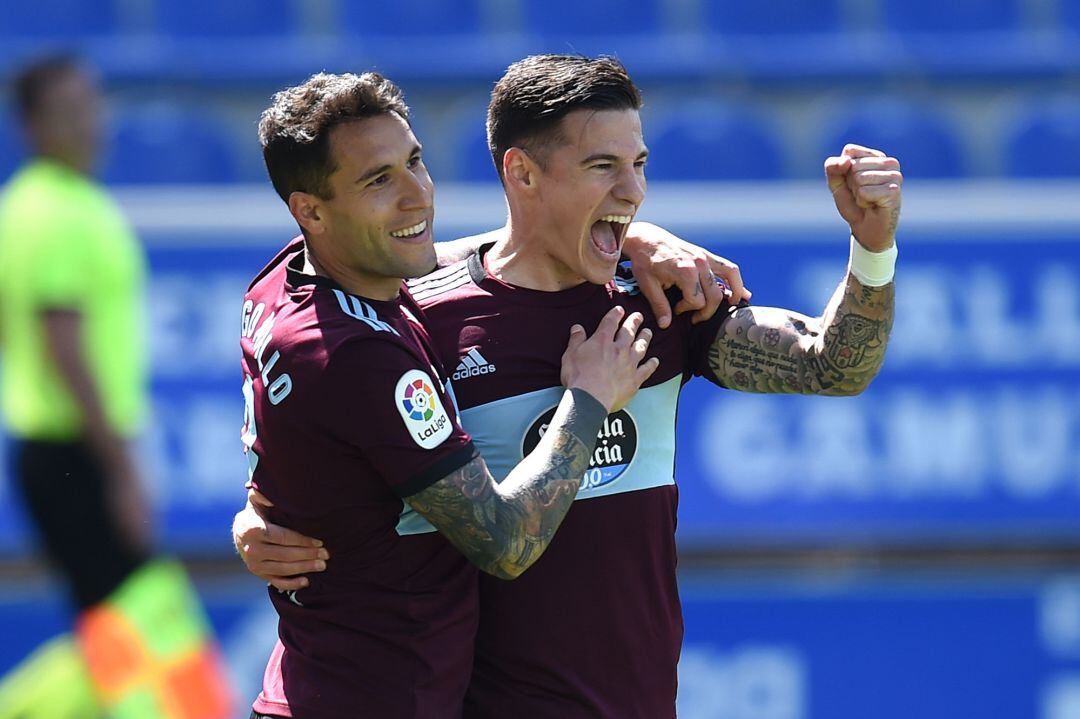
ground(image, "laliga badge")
xmin=396 ymin=369 xmax=453 ymax=449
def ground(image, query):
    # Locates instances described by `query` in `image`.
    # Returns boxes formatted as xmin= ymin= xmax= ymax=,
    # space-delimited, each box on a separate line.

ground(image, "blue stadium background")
xmin=1 ymin=0 xmax=1079 ymax=716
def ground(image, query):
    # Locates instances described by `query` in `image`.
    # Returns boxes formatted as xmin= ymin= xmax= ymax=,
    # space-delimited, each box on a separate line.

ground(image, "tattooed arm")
xmin=408 ymin=392 xmax=598 ymax=580
xmin=708 ymin=143 xmax=901 ymax=396
xmin=409 ymin=307 xmax=658 ymax=579
xmin=707 ymin=273 xmax=893 ymax=395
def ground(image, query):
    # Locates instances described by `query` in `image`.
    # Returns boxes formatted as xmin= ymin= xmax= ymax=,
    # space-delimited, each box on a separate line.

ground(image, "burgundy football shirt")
xmin=242 ymin=239 xmax=478 ymax=719
xmin=407 ymin=245 xmax=732 ymax=719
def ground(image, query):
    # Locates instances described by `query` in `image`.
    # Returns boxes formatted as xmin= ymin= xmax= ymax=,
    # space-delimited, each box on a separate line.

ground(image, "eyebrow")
xmin=581 ymin=150 xmax=650 ymax=165
xmin=356 ymin=144 xmax=423 ymax=184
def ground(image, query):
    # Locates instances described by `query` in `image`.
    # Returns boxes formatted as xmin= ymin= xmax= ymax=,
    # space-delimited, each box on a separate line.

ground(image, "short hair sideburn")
xmin=259 ymin=72 xmax=409 ymax=202
xmin=486 ymin=55 xmax=642 ymax=181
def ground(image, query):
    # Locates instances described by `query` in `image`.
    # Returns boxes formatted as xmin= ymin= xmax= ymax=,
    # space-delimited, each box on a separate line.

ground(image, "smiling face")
xmin=303 ymin=113 xmax=436 ymax=298
xmin=529 ymin=108 xmax=647 ymax=286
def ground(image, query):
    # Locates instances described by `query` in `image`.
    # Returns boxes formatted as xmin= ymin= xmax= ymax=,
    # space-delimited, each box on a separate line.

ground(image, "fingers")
xmin=616 ymin=311 xmax=646 ymax=348
xmin=690 ymin=261 xmax=727 ymax=324
xmin=631 ymin=327 xmax=653 ymax=358
xmin=565 ymin=323 xmax=586 ymax=354
xmin=841 ymin=143 xmax=886 ymax=159
xmin=672 ymin=258 xmax=706 ymax=315
xmin=853 ymin=182 xmax=902 ymax=209
xmin=707 ymin=254 xmax=751 ymax=304
xmin=635 ymin=270 xmax=672 ymax=329
xmin=848 ymin=169 xmax=903 ymax=187
xmin=247 ymin=542 xmax=328 ymax=564
xmin=634 ymin=356 xmax=661 ymax=385
xmin=824 ymin=155 xmax=853 ymax=194
xmin=258 ymin=557 xmax=327 ymax=578
xmin=595 ymin=305 xmax=626 ymax=340
xmin=269 ymin=575 xmax=311 ymax=592
xmin=264 ymin=521 xmax=324 ymax=548
xmin=248 ymin=487 xmax=274 ymax=509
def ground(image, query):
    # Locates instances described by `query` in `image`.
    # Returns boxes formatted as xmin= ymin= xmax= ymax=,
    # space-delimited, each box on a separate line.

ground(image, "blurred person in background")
xmin=235 ymin=54 xmax=900 ymax=719
xmin=0 ymin=55 xmax=232 ymax=719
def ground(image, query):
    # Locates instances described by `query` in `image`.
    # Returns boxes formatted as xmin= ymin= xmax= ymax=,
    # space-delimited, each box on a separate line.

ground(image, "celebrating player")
xmin=238 ymin=55 xmax=900 ymax=718
xmin=238 ymin=70 xmax=698 ymax=719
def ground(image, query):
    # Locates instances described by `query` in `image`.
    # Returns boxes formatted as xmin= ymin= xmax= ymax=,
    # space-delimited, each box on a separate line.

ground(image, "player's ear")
xmin=503 ymin=147 xmax=536 ymax=193
xmin=288 ymin=191 xmax=325 ymax=235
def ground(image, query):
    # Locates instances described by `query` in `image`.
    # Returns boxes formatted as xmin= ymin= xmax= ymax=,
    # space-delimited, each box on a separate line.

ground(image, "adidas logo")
xmin=452 ymin=348 xmax=496 ymax=381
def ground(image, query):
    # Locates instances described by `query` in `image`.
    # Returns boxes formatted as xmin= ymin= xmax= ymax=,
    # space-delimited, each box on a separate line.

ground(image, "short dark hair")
xmin=486 ymin=54 xmax=642 ymax=181
xmin=258 ymin=72 xmax=409 ymax=202
xmin=13 ymin=54 xmax=84 ymax=120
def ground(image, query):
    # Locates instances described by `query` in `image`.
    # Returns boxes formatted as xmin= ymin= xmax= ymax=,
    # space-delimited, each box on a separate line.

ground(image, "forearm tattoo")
xmin=408 ymin=428 xmax=592 ymax=579
xmin=707 ymin=273 xmax=894 ymax=395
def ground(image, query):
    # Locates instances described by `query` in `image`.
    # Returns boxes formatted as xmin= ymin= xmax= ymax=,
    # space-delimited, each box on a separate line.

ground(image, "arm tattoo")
xmin=707 ymin=273 xmax=894 ymax=396
xmin=407 ymin=396 xmax=600 ymax=579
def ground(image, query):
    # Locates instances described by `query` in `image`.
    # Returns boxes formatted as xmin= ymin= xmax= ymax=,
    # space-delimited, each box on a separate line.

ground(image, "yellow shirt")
xmin=0 ymin=159 xmax=147 ymax=439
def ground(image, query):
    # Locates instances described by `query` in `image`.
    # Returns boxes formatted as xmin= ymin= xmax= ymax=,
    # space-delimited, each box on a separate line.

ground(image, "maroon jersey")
xmin=406 ymin=245 xmax=731 ymax=719
xmin=242 ymin=239 xmax=478 ymax=719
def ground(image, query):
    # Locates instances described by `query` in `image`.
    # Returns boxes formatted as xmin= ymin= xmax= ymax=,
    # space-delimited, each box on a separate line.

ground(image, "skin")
xmin=487 ymin=108 xmax=648 ymax=291
xmin=287 ymin=114 xmax=437 ymax=300
xmin=706 ymin=144 xmax=899 ymax=394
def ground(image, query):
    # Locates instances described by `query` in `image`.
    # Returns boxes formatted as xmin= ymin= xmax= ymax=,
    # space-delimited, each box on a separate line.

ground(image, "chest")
xmin=430 ymin=294 xmax=690 ymax=412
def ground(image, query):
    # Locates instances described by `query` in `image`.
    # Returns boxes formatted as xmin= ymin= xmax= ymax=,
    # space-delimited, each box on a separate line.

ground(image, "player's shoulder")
xmin=405 ymin=258 xmax=478 ymax=309
xmin=246 ymin=237 xmax=304 ymax=293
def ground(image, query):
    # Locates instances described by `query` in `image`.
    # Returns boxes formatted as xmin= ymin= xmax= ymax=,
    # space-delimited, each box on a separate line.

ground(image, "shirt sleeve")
xmin=24 ymin=209 xmax=92 ymax=310
xmin=317 ymin=337 xmax=477 ymax=498
xmin=684 ymin=297 xmax=744 ymax=388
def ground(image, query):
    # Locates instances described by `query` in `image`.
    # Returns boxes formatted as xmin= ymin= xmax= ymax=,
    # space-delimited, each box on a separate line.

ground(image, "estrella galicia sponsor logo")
xmin=395 ymin=369 xmax=453 ymax=449
xmin=522 ymin=406 xmax=637 ymax=490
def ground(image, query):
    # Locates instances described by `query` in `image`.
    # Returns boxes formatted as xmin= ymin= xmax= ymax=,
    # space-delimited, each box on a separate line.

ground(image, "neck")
xmin=303 ymin=241 xmax=400 ymax=301
xmin=485 ymin=213 xmax=589 ymax=292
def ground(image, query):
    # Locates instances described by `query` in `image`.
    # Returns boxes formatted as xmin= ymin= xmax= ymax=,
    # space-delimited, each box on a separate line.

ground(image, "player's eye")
xmin=592 ymin=162 xmax=613 ymax=171
xmin=369 ymin=173 xmax=390 ymax=187
xmin=407 ymin=155 xmax=422 ymax=169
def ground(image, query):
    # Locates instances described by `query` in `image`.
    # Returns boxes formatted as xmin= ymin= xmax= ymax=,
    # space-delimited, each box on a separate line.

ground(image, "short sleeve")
xmin=24 ymin=211 xmax=92 ymax=309
xmin=317 ymin=338 xmax=476 ymax=498
xmin=684 ymin=298 xmax=743 ymax=388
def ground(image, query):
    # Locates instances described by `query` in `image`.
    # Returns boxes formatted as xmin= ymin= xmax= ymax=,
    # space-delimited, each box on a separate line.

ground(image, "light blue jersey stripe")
xmin=397 ymin=374 xmax=682 ymax=535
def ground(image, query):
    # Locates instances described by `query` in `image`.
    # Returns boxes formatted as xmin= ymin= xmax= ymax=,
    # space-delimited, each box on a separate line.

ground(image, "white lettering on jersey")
xmin=241 ymin=300 xmax=293 ymax=406
xmin=395 ymin=369 xmax=453 ymax=449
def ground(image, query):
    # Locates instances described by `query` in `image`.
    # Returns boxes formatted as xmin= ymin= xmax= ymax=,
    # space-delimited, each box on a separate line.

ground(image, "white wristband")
xmin=848 ymin=235 xmax=897 ymax=287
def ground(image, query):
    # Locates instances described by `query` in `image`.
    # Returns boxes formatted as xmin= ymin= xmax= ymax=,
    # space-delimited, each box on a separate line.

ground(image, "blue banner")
xmin=677 ymin=570 xmax=1080 ymax=718
xmin=675 ymin=229 xmax=1080 ymax=546
xmin=1 ymin=225 xmax=1077 ymax=553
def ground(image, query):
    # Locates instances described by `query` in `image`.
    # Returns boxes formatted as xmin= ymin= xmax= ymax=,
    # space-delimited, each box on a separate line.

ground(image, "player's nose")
xmin=399 ymin=168 xmax=433 ymax=211
xmin=613 ymin=164 xmax=645 ymax=207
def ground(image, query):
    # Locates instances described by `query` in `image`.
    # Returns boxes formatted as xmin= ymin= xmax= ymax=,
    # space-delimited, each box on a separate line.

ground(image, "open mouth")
xmin=389 ymin=219 xmax=428 ymax=239
xmin=589 ymin=214 xmax=632 ymax=258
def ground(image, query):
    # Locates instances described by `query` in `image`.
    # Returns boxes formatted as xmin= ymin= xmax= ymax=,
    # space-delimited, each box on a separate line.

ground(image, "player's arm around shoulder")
xmin=408 ymin=306 xmax=659 ymax=580
xmin=706 ymin=144 xmax=899 ymax=396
